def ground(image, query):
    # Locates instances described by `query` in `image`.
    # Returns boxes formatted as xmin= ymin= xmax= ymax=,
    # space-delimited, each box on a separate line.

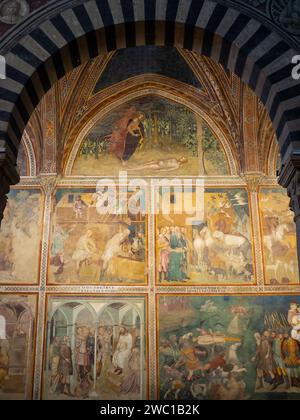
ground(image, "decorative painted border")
xmin=40 ymin=293 xmax=149 ymax=400
xmin=153 ymin=184 xmax=258 ymax=287
xmin=46 ymin=185 xmax=150 ymax=287
xmin=64 ymin=86 xmax=238 ymax=177
xmin=0 ymin=292 xmax=39 ymax=400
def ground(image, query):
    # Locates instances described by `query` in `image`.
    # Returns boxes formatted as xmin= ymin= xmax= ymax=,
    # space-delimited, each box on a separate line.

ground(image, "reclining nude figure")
xmin=126 ymin=157 xmax=188 ymax=172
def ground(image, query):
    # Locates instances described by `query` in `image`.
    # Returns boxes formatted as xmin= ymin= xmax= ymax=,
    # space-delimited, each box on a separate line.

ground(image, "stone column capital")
xmin=38 ymin=174 xmax=58 ymax=196
xmin=242 ymin=172 xmax=265 ymax=193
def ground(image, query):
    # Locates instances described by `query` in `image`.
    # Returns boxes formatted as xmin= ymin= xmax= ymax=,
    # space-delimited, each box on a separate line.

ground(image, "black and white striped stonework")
xmin=0 ymin=0 xmax=300 ymax=178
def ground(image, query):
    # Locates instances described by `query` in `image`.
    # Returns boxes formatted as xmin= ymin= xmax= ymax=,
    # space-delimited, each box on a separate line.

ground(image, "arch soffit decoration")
xmin=267 ymin=136 xmax=280 ymax=177
xmin=0 ymin=0 xmax=299 ymax=189
xmin=20 ymin=129 xmax=37 ymax=177
xmin=64 ymin=80 xmax=239 ymax=176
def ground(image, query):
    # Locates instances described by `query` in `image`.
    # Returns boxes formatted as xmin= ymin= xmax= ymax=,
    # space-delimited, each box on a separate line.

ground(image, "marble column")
xmin=278 ymin=151 xmax=300 ymax=278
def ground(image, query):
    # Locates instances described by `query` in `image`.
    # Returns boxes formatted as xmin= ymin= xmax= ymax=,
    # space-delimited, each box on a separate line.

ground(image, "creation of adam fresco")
xmin=48 ymin=188 xmax=148 ymax=285
xmin=43 ymin=295 xmax=147 ymax=400
xmin=0 ymin=1 xmax=299 ymax=401
xmin=156 ymin=187 xmax=254 ymax=285
xmin=0 ymin=189 xmax=43 ymax=284
xmin=72 ymin=96 xmax=228 ymax=177
xmin=158 ymin=295 xmax=300 ymax=400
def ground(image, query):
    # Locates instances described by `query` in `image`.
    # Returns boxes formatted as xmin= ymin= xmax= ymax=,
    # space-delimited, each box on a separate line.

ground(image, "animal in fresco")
xmin=162 ymin=364 xmax=185 ymax=400
xmin=199 ymin=300 xmax=218 ymax=313
xmin=163 ymin=365 xmax=184 ymax=381
xmin=72 ymin=230 xmax=98 ymax=275
xmin=0 ymin=344 xmax=9 ymax=390
xmin=107 ymin=109 xmax=145 ymax=165
xmin=100 ymin=227 xmax=130 ymax=278
xmin=163 ymin=379 xmax=185 ymax=400
xmin=221 ymin=252 xmax=247 ymax=277
xmin=266 ymin=243 xmax=296 ymax=281
xmin=160 ymin=297 xmax=300 ymax=399
xmin=208 ymin=267 xmax=227 ymax=281
xmin=213 ymin=231 xmax=250 ymax=259
xmin=193 ymin=225 xmax=251 ymax=278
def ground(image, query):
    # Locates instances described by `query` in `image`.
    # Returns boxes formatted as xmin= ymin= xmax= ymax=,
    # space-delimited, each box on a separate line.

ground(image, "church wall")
xmin=0 ymin=172 xmax=299 ymax=399
xmin=0 ymin=52 xmax=299 ymax=399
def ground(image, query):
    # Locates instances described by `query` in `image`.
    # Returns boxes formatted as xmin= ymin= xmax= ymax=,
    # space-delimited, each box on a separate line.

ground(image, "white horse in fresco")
xmin=263 ymin=223 xmax=291 ymax=263
xmin=193 ymin=226 xmax=250 ymax=273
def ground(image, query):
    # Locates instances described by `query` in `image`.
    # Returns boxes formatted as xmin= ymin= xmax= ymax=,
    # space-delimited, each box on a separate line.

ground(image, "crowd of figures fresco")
xmin=43 ymin=296 xmax=147 ymax=400
xmin=0 ymin=294 xmax=37 ymax=400
xmin=158 ymin=295 xmax=300 ymax=400
xmin=156 ymin=188 xmax=254 ymax=284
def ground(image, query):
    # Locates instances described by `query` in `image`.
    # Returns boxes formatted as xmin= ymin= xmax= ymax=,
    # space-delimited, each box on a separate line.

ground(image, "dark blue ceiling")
xmin=93 ymin=46 xmax=202 ymax=93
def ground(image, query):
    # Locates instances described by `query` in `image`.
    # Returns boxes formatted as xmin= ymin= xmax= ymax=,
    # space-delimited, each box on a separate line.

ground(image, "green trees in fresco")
xmin=78 ymin=97 xmax=228 ymax=176
xmin=202 ymin=123 xmax=228 ymax=175
xmin=79 ymin=99 xmax=199 ymax=159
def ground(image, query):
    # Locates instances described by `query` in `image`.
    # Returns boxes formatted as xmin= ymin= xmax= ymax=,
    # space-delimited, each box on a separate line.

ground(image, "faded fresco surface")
xmin=0 ymin=189 xmax=43 ymax=284
xmin=158 ymin=295 xmax=300 ymax=400
xmin=17 ymin=142 xmax=28 ymax=177
xmin=43 ymin=296 xmax=147 ymax=400
xmin=72 ymin=96 xmax=228 ymax=177
xmin=0 ymin=294 xmax=37 ymax=400
xmin=156 ymin=188 xmax=253 ymax=284
xmin=48 ymin=189 xmax=147 ymax=285
xmin=259 ymin=188 xmax=299 ymax=285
